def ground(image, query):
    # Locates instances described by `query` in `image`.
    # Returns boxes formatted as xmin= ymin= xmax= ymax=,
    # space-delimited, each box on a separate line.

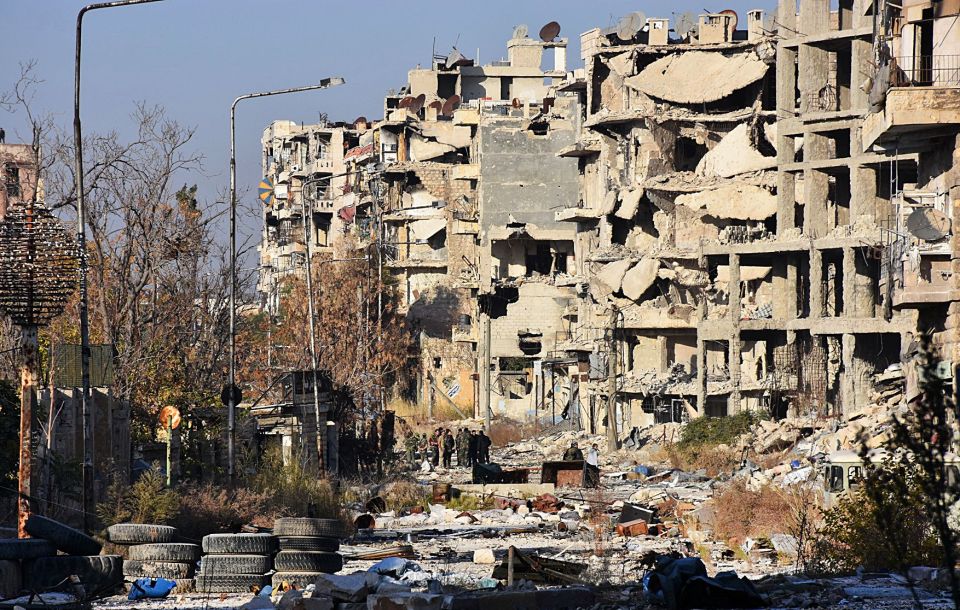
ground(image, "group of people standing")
xmin=404 ymin=427 xmax=492 ymax=470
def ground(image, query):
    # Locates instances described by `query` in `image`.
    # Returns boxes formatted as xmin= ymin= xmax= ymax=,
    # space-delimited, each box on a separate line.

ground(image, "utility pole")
xmin=480 ymin=312 xmax=492 ymax=432
xmin=18 ymin=326 xmax=37 ymax=537
xmin=227 ymin=78 xmax=344 ymax=480
xmin=606 ymin=306 xmax=619 ymax=452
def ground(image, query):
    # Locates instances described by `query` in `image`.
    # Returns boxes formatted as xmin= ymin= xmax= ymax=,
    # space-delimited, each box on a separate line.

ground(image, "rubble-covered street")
xmin=5 ymin=0 xmax=960 ymax=608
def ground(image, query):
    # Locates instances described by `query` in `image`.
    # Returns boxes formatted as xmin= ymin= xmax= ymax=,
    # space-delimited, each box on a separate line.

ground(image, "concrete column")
xmin=728 ymin=253 xmax=742 ymax=414
xmin=810 ymin=248 xmax=824 ymax=318
xmin=657 ymin=335 xmax=669 ymax=373
xmin=850 ymin=165 xmax=877 ymax=223
xmin=695 ymin=336 xmax=707 ymax=418
xmin=843 ymin=247 xmax=856 ymax=317
xmin=850 ymin=38 xmax=873 ymax=110
xmin=804 ymin=146 xmax=831 ymax=237
xmin=729 ymin=333 xmax=742 ymax=415
xmin=787 ymin=257 xmax=799 ymax=319
xmin=776 ymin=46 xmax=798 ymax=116
xmin=729 ymin=254 xmax=741 ymax=321
xmin=841 ymin=333 xmax=856 ymax=415
xmin=777 ymin=167 xmax=796 ymax=234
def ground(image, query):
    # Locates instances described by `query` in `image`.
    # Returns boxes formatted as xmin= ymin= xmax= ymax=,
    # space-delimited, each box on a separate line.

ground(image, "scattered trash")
xmin=127 ymin=577 xmax=176 ymax=600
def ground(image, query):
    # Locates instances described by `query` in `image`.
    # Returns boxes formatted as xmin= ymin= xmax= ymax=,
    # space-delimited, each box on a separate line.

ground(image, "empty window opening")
xmin=674 ymin=136 xmax=707 ymax=172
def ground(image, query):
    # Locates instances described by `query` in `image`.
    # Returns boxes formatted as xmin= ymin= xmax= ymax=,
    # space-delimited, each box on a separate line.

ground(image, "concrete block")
xmin=534 ymin=587 xmax=595 ymax=609
xmin=366 ymin=592 xmax=443 ymax=610
xmin=296 ymin=598 xmax=334 ymax=610
xmin=473 ymin=548 xmax=497 ymax=564
xmin=315 ymin=573 xmax=371 ymax=602
xmin=446 ymin=591 xmax=537 ymax=610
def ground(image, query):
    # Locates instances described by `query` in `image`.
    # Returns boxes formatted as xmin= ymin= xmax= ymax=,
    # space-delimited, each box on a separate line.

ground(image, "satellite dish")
xmin=511 ymin=98 xmax=522 ymax=108
xmin=159 ymin=405 xmax=181 ymax=430
xmin=428 ymin=100 xmax=443 ymax=111
xmin=445 ymin=47 xmax=472 ymax=69
xmin=353 ymin=116 xmax=368 ymax=127
xmin=409 ymin=93 xmax=426 ymax=114
xmin=539 ymin=21 xmax=561 ymax=42
xmin=906 ymin=208 xmax=951 ymax=241
xmin=441 ymin=94 xmax=461 ymax=116
xmin=674 ymin=11 xmax=697 ymax=40
xmin=616 ymin=11 xmax=647 ymax=41
xmin=512 ymin=24 xmax=529 ymax=39
xmin=398 ymin=96 xmax=415 ymax=109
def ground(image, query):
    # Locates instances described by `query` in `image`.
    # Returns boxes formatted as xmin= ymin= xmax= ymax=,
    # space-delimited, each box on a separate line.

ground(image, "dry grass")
xmin=389 ymin=398 xmax=467 ymax=423
xmin=712 ymin=480 xmax=794 ymax=546
xmin=667 ymin=444 xmax=741 ymax=477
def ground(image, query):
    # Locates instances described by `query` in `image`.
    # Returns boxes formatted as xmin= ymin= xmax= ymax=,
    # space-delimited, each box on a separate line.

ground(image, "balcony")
xmin=863 ymin=55 xmax=960 ymax=149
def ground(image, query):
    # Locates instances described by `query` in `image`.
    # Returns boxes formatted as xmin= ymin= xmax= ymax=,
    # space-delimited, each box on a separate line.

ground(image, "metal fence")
xmin=893 ymin=55 xmax=960 ymax=87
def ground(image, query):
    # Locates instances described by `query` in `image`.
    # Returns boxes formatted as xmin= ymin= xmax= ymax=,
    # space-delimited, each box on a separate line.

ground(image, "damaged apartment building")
xmin=373 ymin=25 xmax=579 ymax=419
xmin=256 ymin=1 xmax=960 ymax=432
xmin=546 ymin=0 xmax=960 ymax=433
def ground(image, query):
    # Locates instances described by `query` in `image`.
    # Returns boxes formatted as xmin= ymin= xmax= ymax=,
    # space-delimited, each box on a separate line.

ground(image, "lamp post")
xmin=75 ymin=0 xmax=164 ymax=531
xmin=227 ymin=77 xmax=344 ymax=480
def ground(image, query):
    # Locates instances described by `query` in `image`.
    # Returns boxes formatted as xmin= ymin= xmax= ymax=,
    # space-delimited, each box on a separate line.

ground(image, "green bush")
xmin=97 ymin=466 xmax=179 ymax=527
xmin=810 ymin=459 xmax=942 ymax=573
xmin=173 ymin=483 xmax=275 ymax=541
xmin=677 ymin=411 xmax=760 ymax=451
xmin=250 ymin=447 xmax=345 ymax=521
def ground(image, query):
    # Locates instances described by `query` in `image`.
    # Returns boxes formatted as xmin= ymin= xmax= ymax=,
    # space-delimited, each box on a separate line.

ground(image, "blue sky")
xmin=1 ymin=0 xmax=773 ymax=244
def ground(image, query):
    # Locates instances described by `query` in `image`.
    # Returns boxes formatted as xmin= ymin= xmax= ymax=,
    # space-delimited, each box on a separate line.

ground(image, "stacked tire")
xmin=196 ymin=533 xmax=275 ymax=593
xmin=109 ymin=523 xmax=196 ymax=592
xmin=16 ymin=515 xmax=121 ymax=595
xmin=271 ymin=518 xmax=345 ymax=589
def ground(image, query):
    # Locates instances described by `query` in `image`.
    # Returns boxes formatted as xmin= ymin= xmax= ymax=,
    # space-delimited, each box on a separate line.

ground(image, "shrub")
xmin=810 ymin=459 xmax=942 ymax=574
xmin=676 ymin=411 xmax=760 ymax=451
xmin=97 ymin=466 xmax=179 ymax=527
xmin=712 ymin=480 xmax=795 ymax=546
xmin=173 ymin=483 xmax=275 ymax=541
xmin=381 ymin=480 xmax=431 ymax=511
xmin=250 ymin=447 xmax=345 ymax=521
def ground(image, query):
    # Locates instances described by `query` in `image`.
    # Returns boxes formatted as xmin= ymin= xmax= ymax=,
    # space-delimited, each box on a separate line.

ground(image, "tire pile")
xmin=271 ymin=517 xmax=345 ymax=589
xmin=0 ymin=515 xmax=120 ymax=596
xmin=108 ymin=523 xmax=198 ymax=592
xmin=196 ymin=533 xmax=275 ymax=593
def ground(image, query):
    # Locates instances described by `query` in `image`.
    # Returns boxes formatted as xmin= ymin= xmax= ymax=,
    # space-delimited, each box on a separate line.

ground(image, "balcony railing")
xmin=893 ymin=55 xmax=960 ymax=87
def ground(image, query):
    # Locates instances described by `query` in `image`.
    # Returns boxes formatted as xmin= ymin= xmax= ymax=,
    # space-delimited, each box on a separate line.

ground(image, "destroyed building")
xmin=256 ymin=119 xmax=364 ymax=314
xmin=254 ymin=2 xmax=960 ymax=433
xmin=0 ymin=142 xmax=39 ymax=221
xmin=371 ymin=26 xmax=576 ymax=417
xmin=546 ymin=0 xmax=960 ymax=432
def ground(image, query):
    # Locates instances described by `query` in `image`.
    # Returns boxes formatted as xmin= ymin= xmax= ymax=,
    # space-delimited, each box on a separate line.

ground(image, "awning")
xmin=625 ymin=51 xmax=768 ymax=104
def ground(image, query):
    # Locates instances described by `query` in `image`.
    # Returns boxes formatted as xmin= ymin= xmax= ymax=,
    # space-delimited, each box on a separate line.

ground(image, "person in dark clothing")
xmin=477 ymin=431 xmax=492 ymax=464
xmin=429 ymin=428 xmax=442 ymax=466
xmin=456 ymin=428 xmax=468 ymax=467
xmin=0 ymin=127 xmax=5 ymax=144
xmin=562 ymin=441 xmax=584 ymax=461
xmin=442 ymin=429 xmax=455 ymax=469
xmin=467 ymin=430 xmax=479 ymax=466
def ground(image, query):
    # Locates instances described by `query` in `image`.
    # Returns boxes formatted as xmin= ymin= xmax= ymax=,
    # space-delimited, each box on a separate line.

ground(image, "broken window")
xmin=827 ymin=465 xmax=845 ymax=492
xmin=674 ymin=137 xmax=706 ymax=172
xmin=4 ymin=166 xmax=20 ymax=197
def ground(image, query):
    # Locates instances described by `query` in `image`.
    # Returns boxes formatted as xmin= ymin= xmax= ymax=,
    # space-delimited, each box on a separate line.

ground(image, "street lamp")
xmin=227 ymin=78 xmax=344 ymax=480
xmin=74 ymin=0 xmax=165 ymax=531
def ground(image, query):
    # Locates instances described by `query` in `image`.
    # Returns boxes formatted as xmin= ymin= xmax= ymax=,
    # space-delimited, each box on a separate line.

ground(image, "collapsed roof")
xmin=625 ymin=51 xmax=768 ymax=104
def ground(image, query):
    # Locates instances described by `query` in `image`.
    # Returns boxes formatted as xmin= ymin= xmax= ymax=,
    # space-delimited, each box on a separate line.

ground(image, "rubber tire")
xmin=107 ymin=523 xmax=176 ymax=544
xmin=199 ymin=554 xmax=272 ymax=575
xmin=122 ymin=560 xmax=193 ymax=579
xmin=273 ymin=518 xmax=345 ymax=539
xmin=128 ymin=543 xmax=199 ymax=562
xmin=277 ymin=537 xmax=339 ymax=552
xmin=195 ymin=573 xmax=268 ymax=594
xmin=125 ymin=577 xmax=195 ymax=594
xmin=24 ymin=515 xmax=102 ymax=557
xmin=271 ymin=571 xmax=325 ymax=589
xmin=201 ymin=533 xmax=275 ymax=555
xmin=24 ymin=555 xmax=122 ymax=592
xmin=0 ymin=538 xmax=56 ymax=560
xmin=274 ymin=551 xmax=342 ymax=573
